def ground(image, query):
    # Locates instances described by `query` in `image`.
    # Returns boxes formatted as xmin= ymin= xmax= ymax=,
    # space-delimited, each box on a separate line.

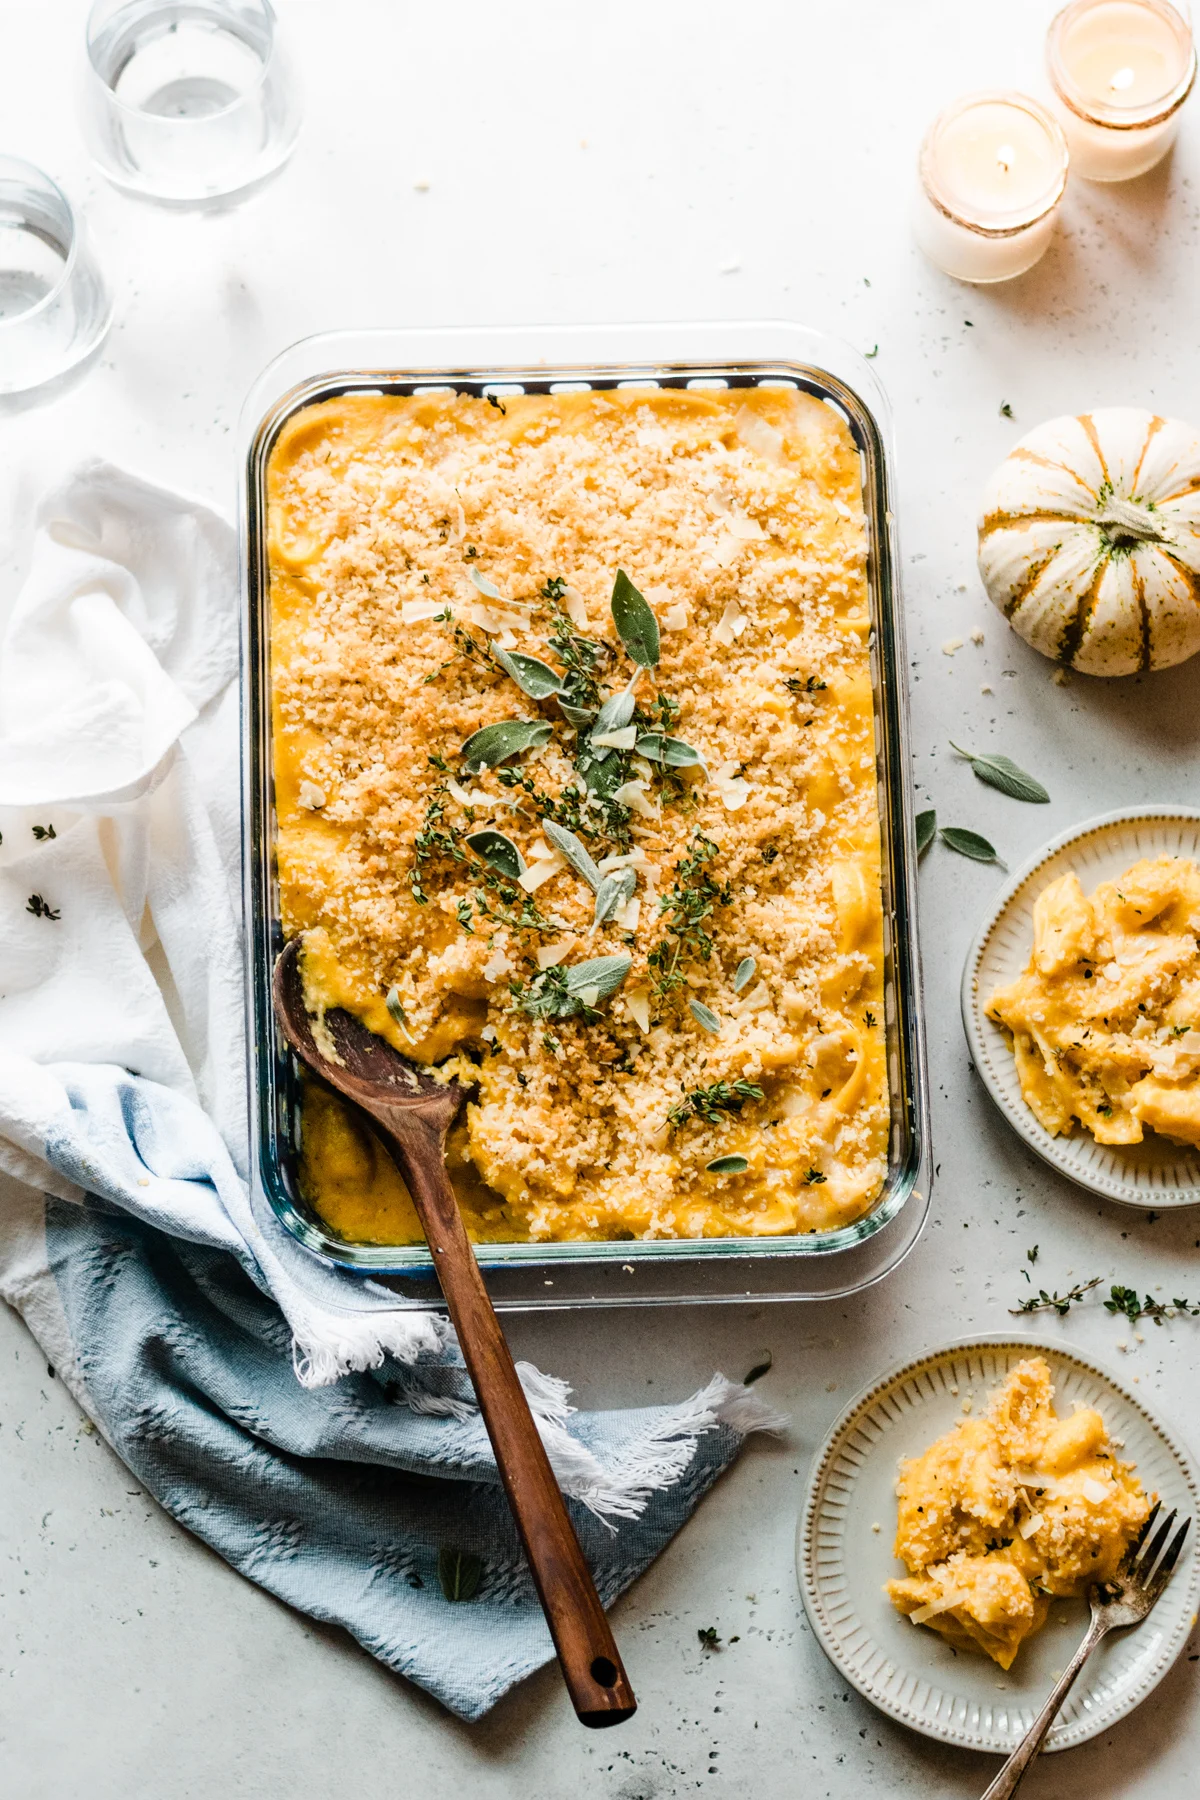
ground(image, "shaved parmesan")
xmin=518 ymin=860 xmax=561 ymax=893
xmin=591 ymin=725 xmax=638 ymax=750
xmin=1082 ymin=1477 xmax=1111 ymax=1504
xmin=481 ymin=947 xmax=514 ymax=982
xmin=617 ymin=895 xmax=641 ymax=932
xmin=577 ymin=985 xmax=601 ymax=1009
xmin=626 ymin=986 xmax=652 ymax=1032
xmin=662 ymin=602 xmax=689 ymax=631
xmin=297 ymin=780 xmax=326 ymax=810
xmin=536 ymin=943 xmax=571 ymax=970
xmin=1019 ymin=1511 xmax=1044 ymax=1539
xmin=401 ymin=598 xmax=447 ymax=624
xmin=728 ymin=514 xmax=767 ymax=541
xmin=612 ymin=779 xmax=657 ymax=820
xmin=910 ymin=1590 xmax=970 ymax=1625
xmin=735 ymin=405 xmax=785 ymax=465
xmin=561 ymin=583 xmax=589 ymax=629
xmin=711 ymin=759 xmax=751 ymax=811
xmin=713 ymin=598 xmax=749 ymax=646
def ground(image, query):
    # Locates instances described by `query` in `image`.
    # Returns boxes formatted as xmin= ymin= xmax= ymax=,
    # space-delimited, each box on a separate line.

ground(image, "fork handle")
xmin=980 ymin=1612 xmax=1110 ymax=1799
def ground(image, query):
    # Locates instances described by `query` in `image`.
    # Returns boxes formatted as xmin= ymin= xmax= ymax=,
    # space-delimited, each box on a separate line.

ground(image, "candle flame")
xmin=1110 ymin=65 xmax=1135 ymax=91
xmin=996 ymin=141 xmax=1016 ymax=172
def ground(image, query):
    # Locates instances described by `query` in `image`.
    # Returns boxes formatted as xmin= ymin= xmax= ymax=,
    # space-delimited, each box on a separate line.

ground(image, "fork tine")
xmin=1136 ymin=1507 xmax=1178 ymax=1578
xmin=1147 ymin=1518 xmax=1192 ymax=1597
xmin=1128 ymin=1499 xmax=1162 ymax=1561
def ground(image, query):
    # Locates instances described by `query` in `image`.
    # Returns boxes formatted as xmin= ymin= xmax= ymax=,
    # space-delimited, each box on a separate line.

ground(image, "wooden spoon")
xmin=272 ymin=936 xmax=636 ymax=1727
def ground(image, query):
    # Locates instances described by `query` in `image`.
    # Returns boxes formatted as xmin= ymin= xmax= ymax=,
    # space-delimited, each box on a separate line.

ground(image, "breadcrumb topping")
xmin=268 ymin=385 xmax=889 ymax=1243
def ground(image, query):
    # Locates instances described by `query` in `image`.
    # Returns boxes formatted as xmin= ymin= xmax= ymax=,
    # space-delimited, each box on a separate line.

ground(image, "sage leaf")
xmin=940 ymin=826 xmax=1000 ymax=864
xmin=469 ymin=568 xmax=505 ymax=602
xmin=557 ymin=698 xmax=597 ymax=730
xmin=593 ymin=686 xmax=637 ymax=736
xmin=915 ymin=809 xmax=937 ymax=856
xmin=733 ymin=956 xmax=757 ymax=993
xmin=707 ymin=1154 xmax=749 ymax=1174
xmin=635 ymin=733 xmax=703 ymax=768
xmin=565 ymin=954 xmax=632 ymax=1003
xmin=593 ymin=868 xmax=636 ymax=929
xmin=542 ymin=820 xmax=602 ymax=891
xmin=437 ymin=1545 xmax=482 ymax=1602
xmin=950 ymin=741 xmax=1049 ymax=804
xmin=385 ymin=987 xmax=409 ymax=1027
xmin=460 ymin=719 xmax=552 ymax=771
xmin=493 ymin=646 xmax=564 ymax=700
xmin=466 ymin=828 xmax=525 ymax=881
xmin=689 ymin=1000 xmax=722 ymax=1034
xmin=611 ymin=569 xmax=660 ymax=668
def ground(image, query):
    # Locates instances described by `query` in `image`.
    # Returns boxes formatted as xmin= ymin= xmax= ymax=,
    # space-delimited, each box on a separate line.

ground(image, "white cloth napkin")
xmin=0 ymin=462 xmax=455 ymax=1381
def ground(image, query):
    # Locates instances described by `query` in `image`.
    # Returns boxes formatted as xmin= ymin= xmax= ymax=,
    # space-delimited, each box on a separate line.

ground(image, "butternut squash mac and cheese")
xmin=887 ymin=1357 xmax=1150 ymax=1669
xmin=268 ymin=385 xmax=889 ymax=1245
xmin=988 ymin=856 xmax=1200 ymax=1151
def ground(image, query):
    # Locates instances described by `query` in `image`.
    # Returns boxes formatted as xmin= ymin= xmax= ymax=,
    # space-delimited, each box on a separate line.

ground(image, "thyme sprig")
xmin=1010 ymin=1277 xmax=1103 ymax=1316
xmin=649 ymin=834 xmax=733 ymax=1001
xmin=668 ymin=1078 xmax=764 ymax=1131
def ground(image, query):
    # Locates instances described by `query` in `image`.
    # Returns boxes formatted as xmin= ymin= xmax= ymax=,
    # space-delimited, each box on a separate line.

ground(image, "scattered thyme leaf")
xmin=1027 ymin=1245 xmax=1039 ymax=1264
xmin=804 ymin=1168 xmax=827 ymax=1185
xmin=25 ymin=894 xmax=60 ymax=920
xmin=1000 ymin=401 xmax=1015 ymax=419
xmin=697 ymin=1627 xmax=721 ymax=1652
xmin=32 ymin=824 xmax=56 ymax=841
xmin=865 ymin=344 xmax=879 ymax=359
xmin=742 ymin=1351 xmax=773 ymax=1385
xmin=485 ymin=394 xmax=507 ymax=415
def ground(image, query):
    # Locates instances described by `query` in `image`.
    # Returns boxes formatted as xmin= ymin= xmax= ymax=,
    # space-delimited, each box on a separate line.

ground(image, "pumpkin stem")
xmin=1093 ymin=495 xmax=1171 ymax=549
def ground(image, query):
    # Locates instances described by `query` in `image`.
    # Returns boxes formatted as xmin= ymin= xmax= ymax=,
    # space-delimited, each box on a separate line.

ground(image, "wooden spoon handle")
xmin=374 ymin=1109 xmax=636 ymax=1728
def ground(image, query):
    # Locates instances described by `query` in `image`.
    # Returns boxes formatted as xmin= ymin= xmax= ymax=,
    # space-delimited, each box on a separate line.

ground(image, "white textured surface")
xmin=964 ymin=808 xmax=1200 ymax=1206
xmin=799 ymin=1338 xmax=1200 ymax=1752
xmin=3 ymin=0 xmax=1200 ymax=1795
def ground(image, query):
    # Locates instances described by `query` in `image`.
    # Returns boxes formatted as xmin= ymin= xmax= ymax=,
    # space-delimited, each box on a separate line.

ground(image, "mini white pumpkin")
xmin=977 ymin=407 xmax=1200 ymax=676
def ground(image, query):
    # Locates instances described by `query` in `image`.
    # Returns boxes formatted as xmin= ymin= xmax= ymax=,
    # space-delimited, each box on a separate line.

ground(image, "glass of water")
xmin=0 ymin=158 xmax=112 ymax=396
xmin=82 ymin=0 xmax=302 ymax=206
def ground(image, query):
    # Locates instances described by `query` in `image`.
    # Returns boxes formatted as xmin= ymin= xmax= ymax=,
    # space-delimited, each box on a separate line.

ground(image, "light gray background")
xmin=2 ymin=1 xmax=1199 ymax=1795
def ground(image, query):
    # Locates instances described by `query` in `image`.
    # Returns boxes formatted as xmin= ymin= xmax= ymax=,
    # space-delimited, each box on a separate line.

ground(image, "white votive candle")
xmin=1047 ymin=0 xmax=1196 ymax=180
xmin=913 ymin=92 xmax=1070 ymax=283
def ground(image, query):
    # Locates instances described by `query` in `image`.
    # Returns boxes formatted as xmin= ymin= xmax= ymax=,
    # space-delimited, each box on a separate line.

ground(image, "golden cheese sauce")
xmin=887 ymin=1358 xmax=1149 ymax=1669
xmin=268 ymin=386 xmax=890 ymax=1244
xmin=989 ymin=856 xmax=1200 ymax=1149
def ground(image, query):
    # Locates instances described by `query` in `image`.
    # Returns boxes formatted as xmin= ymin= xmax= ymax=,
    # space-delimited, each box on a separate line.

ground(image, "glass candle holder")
xmin=912 ymin=92 xmax=1071 ymax=283
xmin=1047 ymin=0 xmax=1196 ymax=180
xmin=81 ymin=0 xmax=302 ymax=206
xmin=0 ymin=157 xmax=112 ymax=396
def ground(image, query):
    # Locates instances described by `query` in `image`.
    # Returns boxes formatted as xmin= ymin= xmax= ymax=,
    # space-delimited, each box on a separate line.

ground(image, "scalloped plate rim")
xmin=796 ymin=1332 xmax=1200 ymax=1755
xmin=961 ymin=805 xmax=1200 ymax=1209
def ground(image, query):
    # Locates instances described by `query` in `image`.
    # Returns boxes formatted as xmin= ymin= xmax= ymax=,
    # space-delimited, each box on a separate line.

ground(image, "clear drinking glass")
xmin=0 ymin=157 xmax=112 ymax=396
xmin=82 ymin=0 xmax=302 ymax=205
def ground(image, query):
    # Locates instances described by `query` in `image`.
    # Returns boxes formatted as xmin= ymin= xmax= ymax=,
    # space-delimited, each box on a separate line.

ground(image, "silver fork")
xmin=981 ymin=1502 xmax=1191 ymax=1799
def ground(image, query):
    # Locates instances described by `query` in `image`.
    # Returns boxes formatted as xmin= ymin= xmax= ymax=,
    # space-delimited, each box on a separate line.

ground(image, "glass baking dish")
xmin=240 ymin=321 xmax=930 ymax=1309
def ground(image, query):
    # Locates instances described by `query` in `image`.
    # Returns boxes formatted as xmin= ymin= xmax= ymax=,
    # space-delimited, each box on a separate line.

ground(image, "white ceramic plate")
xmin=961 ymin=806 xmax=1200 ymax=1209
xmin=797 ymin=1336 xmax=1199 ymax=1755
